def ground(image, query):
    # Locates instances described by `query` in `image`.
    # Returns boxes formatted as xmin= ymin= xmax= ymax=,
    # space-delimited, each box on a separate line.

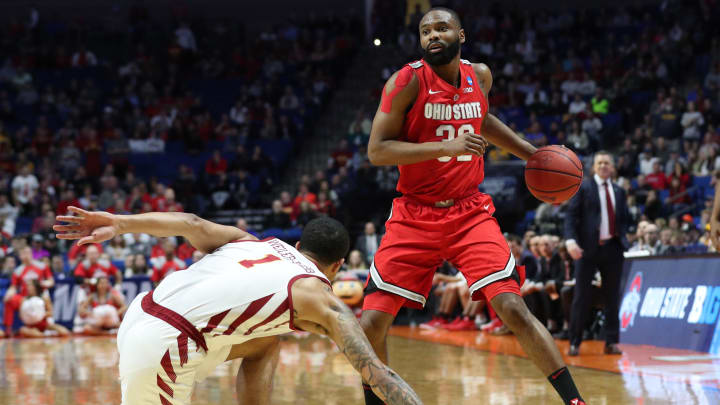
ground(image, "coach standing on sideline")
xmin=564 ymin=151 xmax=630 ymax=356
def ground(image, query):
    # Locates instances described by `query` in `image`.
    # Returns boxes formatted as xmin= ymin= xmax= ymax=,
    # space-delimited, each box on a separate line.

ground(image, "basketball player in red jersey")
xmin=360 ymin=8 xmax=585 ymax=405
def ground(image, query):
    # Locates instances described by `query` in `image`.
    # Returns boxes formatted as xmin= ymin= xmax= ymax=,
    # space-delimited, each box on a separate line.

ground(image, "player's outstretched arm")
xmin=291 ymin=277 xmax=423 ymax=405
xmin=710 ymin=171 xmax=720 ymax=250
xmin=368 ymin=68 xmax=487 ymax=166
xmin=54 ymin=206 xmax=256 ymax=253
xmin=470 ymin=63 xmax=536 ymax=161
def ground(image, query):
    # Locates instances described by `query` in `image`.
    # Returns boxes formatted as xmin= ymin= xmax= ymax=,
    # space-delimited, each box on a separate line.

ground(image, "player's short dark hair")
xmin=299 ymin=217 xmax=350 ymax=267
xmin=425 ymin=7 xmax=462 ymax=29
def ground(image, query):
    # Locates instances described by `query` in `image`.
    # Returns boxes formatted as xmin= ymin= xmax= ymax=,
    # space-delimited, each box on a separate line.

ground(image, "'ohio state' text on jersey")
xmin=397 ymin=59 xmax=489 ymax=204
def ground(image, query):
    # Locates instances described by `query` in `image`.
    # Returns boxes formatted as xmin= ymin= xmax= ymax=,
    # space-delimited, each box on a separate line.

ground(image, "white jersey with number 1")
xmin=117 ymin=237 xmax=329 ymax=405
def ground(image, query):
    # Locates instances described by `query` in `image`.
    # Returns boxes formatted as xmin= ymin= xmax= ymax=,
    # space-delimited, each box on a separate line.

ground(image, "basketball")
xmin=524 ymin=145 xmax=583 ymax=204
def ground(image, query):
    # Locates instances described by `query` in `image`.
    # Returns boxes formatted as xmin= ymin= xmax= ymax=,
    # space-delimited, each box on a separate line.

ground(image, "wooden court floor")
xmin=1 ymin=327 xmax=719 ymax=404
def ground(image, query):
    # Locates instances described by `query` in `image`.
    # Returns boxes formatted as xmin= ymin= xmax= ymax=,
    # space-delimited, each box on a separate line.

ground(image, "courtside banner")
xmin=51 ymin=276 xmax=152 ymax=329
xmin=619 ymin=256 xmax=720 ymax=353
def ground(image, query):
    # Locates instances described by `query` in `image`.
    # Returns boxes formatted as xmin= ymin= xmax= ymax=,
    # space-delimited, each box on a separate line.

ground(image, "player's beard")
xmin=422 ymin=37 xmax=461 ymax=66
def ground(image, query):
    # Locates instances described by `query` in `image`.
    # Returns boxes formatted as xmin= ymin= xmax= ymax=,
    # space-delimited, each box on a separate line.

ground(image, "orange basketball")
xmin=524 ymin=145 xmax=583 ymax=204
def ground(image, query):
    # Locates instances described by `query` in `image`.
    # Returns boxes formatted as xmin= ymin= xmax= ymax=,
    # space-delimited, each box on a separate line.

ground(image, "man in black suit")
xmin=355 ymin=221 xmax=383 ymax=264
xmin=564 ymin=151 xmax=630 ymax=356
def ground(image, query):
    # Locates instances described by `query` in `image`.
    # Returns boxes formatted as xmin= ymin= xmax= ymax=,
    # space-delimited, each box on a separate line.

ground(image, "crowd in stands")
xmin=0 ymin=4 xmax=361 ymax=335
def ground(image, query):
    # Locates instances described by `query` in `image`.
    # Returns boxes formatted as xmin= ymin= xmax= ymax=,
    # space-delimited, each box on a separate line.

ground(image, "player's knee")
xmin=494 ymin=294 xmax=533 ymax=328
xmin=359 ymin=311 xmax=392 ymax=344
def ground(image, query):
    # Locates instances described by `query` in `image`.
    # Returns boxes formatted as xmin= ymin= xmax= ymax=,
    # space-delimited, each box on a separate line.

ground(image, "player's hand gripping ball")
xmin=525 ymin=145 xmax=583 ymax=204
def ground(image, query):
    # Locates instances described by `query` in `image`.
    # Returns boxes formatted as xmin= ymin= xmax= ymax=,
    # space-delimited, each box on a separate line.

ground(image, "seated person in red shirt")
xmin=74 ymin=244 xmax=121 ymax=285
xmin=11 ymin=246 xmax=54 ymax=295
xmin=67 ymin=241 xmax=104 ymax=269
xmin=645 ymin=161 xmax=668 ymax=190
xmin=150 ymin=238 xmax=186 ymax=286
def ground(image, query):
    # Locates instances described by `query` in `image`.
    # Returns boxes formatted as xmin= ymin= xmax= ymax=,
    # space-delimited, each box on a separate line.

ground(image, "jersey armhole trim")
xmin=229 ymin=237 xmax=276 ymax=243
xmin=287 ymin=274 xmax=332 ymax=331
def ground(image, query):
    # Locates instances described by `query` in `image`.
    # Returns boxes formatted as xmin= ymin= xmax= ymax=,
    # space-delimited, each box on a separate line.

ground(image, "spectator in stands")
xmin=0 ymin=194 xmax=18 ymax=239
xmin=518 ymin=235 xmax=550 ymax=323
xmin=345 ymin=250 xmax=369 ymax=272
xmin=681 ymin=101 xmax=705 ymax=142
xmin=348 ymin=109 xmax=372 ymax=148
xmin=71 ymin=45 xmax=98 ymax=67
xmin=30 ymin=234 xmax=48 ymax=261
xmin=590 ymin=88 xmax=609 ymax=115
xmin=175 ymin=22 xmax=198 ymax=53
xmin=315 ymin=191 xmax=335 ymax=217
xmin=11 ymin=163 xmax=39 ymax=215
xmin=75 ymin=274 xmax=126 ymax=335
xmin=330 ymin=139 xmax=353 ymax=169
xmin=654 ymin=98 xmax=680 ymax=138
xmin=205 ymin=150 xmax=228 ymax=177
xmin=264 ymin=199 xmax=292 ymax=230
xmin=568 ymin=94 xmax=587 ymax=116
xmin=645 ymin=161 xmax=668 ymax=190
xmin=150 ymin=238 xmax=186 ymax=287
xmin=420 ymin=263 xmax=465 ymax=329
xmin=293 ymin=184 xmax=317 ymax=209
xmin=175 ymin=237 xmax=195 ymax=261
xmin=7 ymin=279 xmax=70 ymax=337
xmin=295 ymin=200 xmax=317 ymax=228
xmin=50 ymin=255 xmax=68 ymax=279
xmin=191 ymin=250 xmax=204 ymax=264
xmin=545 ymin=243 xmax=576 ymax=340
xmin=581 ymin=112 xmax=603 ymax=149
xmin=566 ymin=120 xmax=590 ymax=155
xmin=74 ymin=244 xmax=121 ymax=285
xmin=1 ymin=256 xmax=15 ymax=278
xmin=629 ymin=223 xmax=661 ymax=254
xmin=11 ymin=246 xmax=54 ymax=294
xmin=124 ymin=254 xmax=149 ymax=277
xmin=355 ymin=221 xmax=382 ymax=265
xmin=106 ymin=235 xmax=131 ymax=262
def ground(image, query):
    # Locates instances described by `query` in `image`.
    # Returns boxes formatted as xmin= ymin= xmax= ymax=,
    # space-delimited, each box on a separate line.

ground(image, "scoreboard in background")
xmin=619 ymin=256 xmax=720 ymax=353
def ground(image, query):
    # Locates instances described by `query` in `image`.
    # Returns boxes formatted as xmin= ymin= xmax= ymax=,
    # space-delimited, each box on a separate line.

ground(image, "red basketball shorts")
xmin=363 ymin=192 xmax=524 ymax=316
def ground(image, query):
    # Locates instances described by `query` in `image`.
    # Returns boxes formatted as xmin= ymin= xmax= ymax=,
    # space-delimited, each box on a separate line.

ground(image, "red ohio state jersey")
xmin=397 ymin=59 xmax=489 ymax=204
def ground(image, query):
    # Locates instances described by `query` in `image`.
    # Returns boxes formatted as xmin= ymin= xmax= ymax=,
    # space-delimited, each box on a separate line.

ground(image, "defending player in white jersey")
xmin=54 ymin=206 xmax=422 ymax=405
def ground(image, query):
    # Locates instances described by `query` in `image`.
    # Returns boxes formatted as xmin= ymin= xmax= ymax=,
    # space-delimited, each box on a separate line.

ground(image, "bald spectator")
xmin=74 ymin=244 xmax=121 ymax=285
xmin=629 ymin=224 xmax=661 ymax=254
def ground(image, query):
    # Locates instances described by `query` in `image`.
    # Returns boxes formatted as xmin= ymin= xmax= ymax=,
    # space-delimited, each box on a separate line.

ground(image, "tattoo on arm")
xmin=329 ymin=301 xmax=422 ymax=405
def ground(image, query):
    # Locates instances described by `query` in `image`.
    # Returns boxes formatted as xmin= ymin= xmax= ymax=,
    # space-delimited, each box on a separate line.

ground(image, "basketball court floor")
xmin=0 ymin=327 xmax=718 ymax=404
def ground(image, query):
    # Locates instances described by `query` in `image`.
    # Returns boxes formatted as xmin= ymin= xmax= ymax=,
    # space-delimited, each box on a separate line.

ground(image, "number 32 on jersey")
xmin=436 ymin=124 xmax=475 ymax=162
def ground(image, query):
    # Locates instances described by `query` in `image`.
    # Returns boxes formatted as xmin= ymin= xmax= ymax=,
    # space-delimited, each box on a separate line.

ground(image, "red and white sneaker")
xmin=570 ymin=398 xmax=586 ymax=405
xmin=480 ymin=317 xmax=503 ymax=332
xmin=443 ymin=316 xmax=477 ymax=331
xmin=440 ymin=316 xmax=463 ymax=329
xmin=419 ymin=316 xmax=449 ymax=329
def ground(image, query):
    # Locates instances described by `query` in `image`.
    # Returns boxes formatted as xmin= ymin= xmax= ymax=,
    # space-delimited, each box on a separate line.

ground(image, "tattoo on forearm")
xmin=330 ymin=302 xmax=422 ymax=405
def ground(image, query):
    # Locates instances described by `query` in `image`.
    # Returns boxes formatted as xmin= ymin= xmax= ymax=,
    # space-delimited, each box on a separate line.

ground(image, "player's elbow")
xmin=367 ymin=142 xmax=387 ymax=166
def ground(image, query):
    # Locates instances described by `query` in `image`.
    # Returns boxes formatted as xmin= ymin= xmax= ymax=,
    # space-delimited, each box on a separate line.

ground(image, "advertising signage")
xmin=619 ymin=256 xmax=720 ymax=353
